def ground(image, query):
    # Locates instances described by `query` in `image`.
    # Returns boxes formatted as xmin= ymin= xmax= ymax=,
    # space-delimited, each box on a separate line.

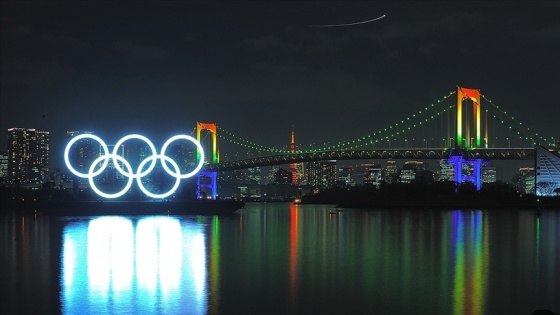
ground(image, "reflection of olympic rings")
xmin=64 ymin=134 xmax=205 ymax=199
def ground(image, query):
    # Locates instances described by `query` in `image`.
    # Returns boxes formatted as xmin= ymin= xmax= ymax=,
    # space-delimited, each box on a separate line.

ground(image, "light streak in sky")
xmin=310 ymin=14 xmax=386 ymax=27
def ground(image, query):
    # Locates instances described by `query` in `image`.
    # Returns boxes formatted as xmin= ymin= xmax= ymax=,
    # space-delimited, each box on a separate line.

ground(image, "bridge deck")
xmin=203 ymin=148 xmax=536 ymax=171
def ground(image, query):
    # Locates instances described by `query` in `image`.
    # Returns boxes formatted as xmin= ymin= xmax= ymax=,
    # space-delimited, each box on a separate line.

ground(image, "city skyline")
xmin=2 ymin=1 xmax=559 ymax=169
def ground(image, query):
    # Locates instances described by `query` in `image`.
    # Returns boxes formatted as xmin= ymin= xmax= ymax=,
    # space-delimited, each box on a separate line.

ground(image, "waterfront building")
xmin=7 ymin=128 xmax=49 ymax=187
xmin=535 ymin=146 xmax=560 ymax=196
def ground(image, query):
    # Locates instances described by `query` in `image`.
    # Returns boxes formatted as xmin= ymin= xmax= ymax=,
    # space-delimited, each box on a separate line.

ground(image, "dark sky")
xmin=1 ymin=1 xmax=559 ymax=169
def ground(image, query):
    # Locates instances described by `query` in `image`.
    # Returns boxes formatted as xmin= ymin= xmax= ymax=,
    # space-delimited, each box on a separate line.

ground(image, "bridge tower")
xmin=196 ymin=122 xmax=218 ymax=199
xmin=450 ymin=86 xmax=487 ymax=190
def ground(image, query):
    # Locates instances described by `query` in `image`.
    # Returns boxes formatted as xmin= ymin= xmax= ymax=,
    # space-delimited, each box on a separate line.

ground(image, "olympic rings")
xmin=64 ymin=134 xmax=205 ymax=199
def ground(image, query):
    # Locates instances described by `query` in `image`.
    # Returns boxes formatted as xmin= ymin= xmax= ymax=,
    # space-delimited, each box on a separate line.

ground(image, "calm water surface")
xmin=1 ymin=203 xmax=558 ymax=315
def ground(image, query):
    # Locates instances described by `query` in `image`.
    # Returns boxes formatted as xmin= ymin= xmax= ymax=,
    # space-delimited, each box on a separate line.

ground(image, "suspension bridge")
xmin=194 ymin=86 xmax=559 ymax=198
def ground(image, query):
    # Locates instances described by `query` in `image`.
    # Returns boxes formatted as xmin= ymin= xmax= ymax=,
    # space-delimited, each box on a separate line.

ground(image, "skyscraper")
xmin=438 ymin=159 xmax=454 ymax=181
xmin=338 ymin=166 xmax=354 ymax=187
xmin=517 ymin=167 xmax=536 ymax=195
xmin=0 ymin=151 xmax=8 ymax=185
xmin=307 ymin=160 xmax=337 ymax=190
xmin=362 ymin=163 xmax=383 ymax=187
xmin=398 ymin=161 xmax=424 ymax=183
xmin=481 ymin=166 xmax=497 ymax=184
xmin=384 ymin=160 xmax=398 ymax=183
xmin=7 ymin=128 xmax=50 ymax=186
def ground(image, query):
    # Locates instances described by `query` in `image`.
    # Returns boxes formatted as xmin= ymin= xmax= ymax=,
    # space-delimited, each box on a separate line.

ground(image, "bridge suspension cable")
xmin=217 ymin=127 xmax=291 ymax=154
xmin=215 ymin=89 xmax=554 ymax=154
xmin=481 ymin=94 xmax=553 ymax=146
xmin=217 ymin=90 xmax=457 ymax=153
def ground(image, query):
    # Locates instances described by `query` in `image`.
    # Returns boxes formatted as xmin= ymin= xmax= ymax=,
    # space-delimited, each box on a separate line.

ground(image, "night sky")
xmin=1 ymin=1 xmax=559 ymax=169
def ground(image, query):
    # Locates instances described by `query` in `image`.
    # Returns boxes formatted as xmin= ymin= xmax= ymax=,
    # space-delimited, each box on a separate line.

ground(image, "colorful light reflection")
xmin=452 ymin=210 xmax=489 ymax=315
xmin=61 ymin=216 xmax=207 ymax=315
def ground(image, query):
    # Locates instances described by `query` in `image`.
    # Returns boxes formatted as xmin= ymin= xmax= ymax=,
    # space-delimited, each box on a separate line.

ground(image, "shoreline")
xmin=334 ymin=201 xmax=558 ymax=210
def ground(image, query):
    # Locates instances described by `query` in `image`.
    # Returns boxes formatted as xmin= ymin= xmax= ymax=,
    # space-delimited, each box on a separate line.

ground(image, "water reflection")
xmin=2 ymin=206 xmax=558 ymax=314
xmin=451 ymin=210 xmax=488 ymax=315
xmin=61 ymin=216 xmax=207 ymax=315
xmin=289 ymin=204 xmax=298 ymax=314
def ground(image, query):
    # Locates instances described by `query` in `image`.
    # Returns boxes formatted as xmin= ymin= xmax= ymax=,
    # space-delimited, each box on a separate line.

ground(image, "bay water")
xmin=1 ymin=203 xmax=559 ymax=314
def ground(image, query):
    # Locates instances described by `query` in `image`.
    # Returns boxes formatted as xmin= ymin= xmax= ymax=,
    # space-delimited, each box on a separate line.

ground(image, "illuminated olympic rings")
xmin=64 ymin=134 xmax=205 ymax=199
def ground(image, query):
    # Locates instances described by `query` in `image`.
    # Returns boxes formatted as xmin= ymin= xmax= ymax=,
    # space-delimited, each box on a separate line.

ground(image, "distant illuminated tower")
xmin=7 ymin=128 xmax=50 ymax=186
xmin=289 ymin=129 xmax=298 ymax=184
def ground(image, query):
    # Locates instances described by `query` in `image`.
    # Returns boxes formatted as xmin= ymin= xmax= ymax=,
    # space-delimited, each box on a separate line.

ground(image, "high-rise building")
xmin=517 ymin=167 xmax=536 ymax=194
xmin=385 ymin=160 xmax=398 ymax=183
xmin=481 ymin=166 xmax=497 ymax=184
xmin=0 ymin=151 xmax=8 ymax=182
xmin=362 ymin=163 xmax=383 ymax=187
xmin=267 ymin=166 xmax=280 ymax=184
xmin=273 ymin=167 xmax=291 ymax=184
xmin=66 ymin=131 xmax=97 ymax=176
xmin=295 ymin=162 xmax=305 ymax=185
xmin=338 ymin=166 xmax=354 ymax=187
xmin=438 ymin=159 xmax=454 ymax=181
xmin=398 ymin=161 xmax=425 ymax=183
xmin=247 ymin=167 xmax=262 ymax=185
xmin=7 ymin=128 xmax=50 ymax=186
xmin=307 ymin=160 xmax=337 ymax=190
